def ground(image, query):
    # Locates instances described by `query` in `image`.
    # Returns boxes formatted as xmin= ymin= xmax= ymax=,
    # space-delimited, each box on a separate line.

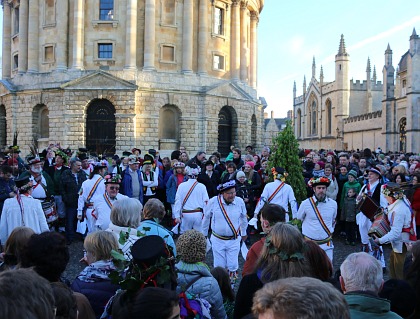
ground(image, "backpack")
xmin=179 ymin=276 xmax=211 ymax=319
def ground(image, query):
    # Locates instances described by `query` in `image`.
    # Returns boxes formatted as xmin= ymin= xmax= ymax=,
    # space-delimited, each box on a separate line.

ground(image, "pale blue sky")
xmin=258 ymin=1 xmax=420 ymax=117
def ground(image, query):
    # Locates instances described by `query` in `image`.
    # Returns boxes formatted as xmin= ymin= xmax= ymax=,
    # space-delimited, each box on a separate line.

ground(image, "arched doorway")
xmin=218 ymin=106 xmax=237 ymax=157
xmin=399 ymin=117 xmax=406 ymax=153
xmin=0 ymin=105 xmax=6 ymax=148
xmin=86 ymin=99 xmax=116 ymax=154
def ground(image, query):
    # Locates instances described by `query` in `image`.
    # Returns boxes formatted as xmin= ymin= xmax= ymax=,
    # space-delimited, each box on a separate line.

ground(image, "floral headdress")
xmin=271 ymin=167 xmax=288 ymax=182
xmin=104 ymin=174 xmax=122 ymax=184
xmin=307 ymin=176 xmax=331 ymax=188
xmin=381 ymin=183 xmax=404 ymax=200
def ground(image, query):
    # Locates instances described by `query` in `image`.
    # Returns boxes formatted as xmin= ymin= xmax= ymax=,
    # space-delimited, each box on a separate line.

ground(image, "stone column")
xmin=250 ymin=12 xmax=258 ymax=88
xmin=56 ymin=0 xmax=69 ymax=71
xmin=197 ymin=0 xmax=208 ymax=75
xmin=125 ymin=0 xmax=137 ymax=69
xmin=182 ymin=0 xmax=193 ymax=73
xmin=27 ymin=0 xmax=39 ymax=73
xmin=143 ymin=0 xmax=156 ymax=71
xmin=240 ymin=2 xmax=248 ymax=82
xmin=230 ymin=0 xmax=240 ymax=80
xmin=2 ymin=3 xmax=12 ymax=78
xmin=72 ymin=0 xmax=84 ymax=69
xmin=18 ymin=0 xmax=29 ymax=74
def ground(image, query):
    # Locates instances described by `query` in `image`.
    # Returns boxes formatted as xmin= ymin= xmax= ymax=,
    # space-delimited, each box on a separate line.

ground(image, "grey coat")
xmin=176 ymin=261 xmax=227 ymax=319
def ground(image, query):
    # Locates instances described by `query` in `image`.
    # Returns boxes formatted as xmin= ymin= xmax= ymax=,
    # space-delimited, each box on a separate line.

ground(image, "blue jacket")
xmin=121 ymin=167 xmax=144 ymax=205
xmin=166 ymin=173 xmax=188 ymax=204
xmin=176 ymin=261 xmax=227 ymax=319
xmin=138 ymin=219 xmax=177 ymax=255
xmin=71 ymin=277 xmax=120 ymax=319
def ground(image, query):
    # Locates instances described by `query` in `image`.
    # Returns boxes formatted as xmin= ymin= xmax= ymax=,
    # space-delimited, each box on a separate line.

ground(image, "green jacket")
xmin=345 ymin=292 xmax=403 ymax=319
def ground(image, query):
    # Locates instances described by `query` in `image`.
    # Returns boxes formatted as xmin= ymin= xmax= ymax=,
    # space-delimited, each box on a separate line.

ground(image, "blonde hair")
xmin=84 ymin=231 xmax=118 ymax=262
xmin=110 ymin=198 xmax=142 ymax=228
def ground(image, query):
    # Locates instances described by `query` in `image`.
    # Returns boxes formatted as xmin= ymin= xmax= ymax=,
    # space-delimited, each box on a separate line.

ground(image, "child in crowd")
xmin=210 ymin=267 xmax=235 ymax=319
xmin=312 ymin=161 xmax=325 ymax=178
xmin=342 ymin=187 xmax=358 ymax=246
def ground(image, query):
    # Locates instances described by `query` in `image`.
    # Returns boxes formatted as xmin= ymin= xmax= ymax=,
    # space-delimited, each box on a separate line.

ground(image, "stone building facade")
xmin=293 ymin=31 xmax=420 ymax=154
xmin=0 ymin=0 xmax=265 ymax=157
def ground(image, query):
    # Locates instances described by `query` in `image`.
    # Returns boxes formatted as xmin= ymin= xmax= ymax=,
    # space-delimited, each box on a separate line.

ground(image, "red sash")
xmin=217 ymin=195 xmax=239 ymax=239
xmin=309 ymin=197 xmax=332 ymax=240
xmin=267 ymin=181 xmax=285 ymax=203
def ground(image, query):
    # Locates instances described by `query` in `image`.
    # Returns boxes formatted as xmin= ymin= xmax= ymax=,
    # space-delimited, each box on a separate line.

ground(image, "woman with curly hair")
xmin=233 ymin=223 xmax=311 ymax=319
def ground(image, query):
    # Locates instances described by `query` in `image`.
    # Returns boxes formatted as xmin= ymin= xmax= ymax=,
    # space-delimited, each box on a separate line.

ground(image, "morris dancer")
xmin=202 ymin=180 xmax=248 ymax=283
xmin=173 ymin=164 xmax=208 ymax=234
xmin=93 ymin=174 xmax=127 ymax=231
xmin=250 ymin=167 xmax=297 ymax=227
xmin=297 ymin=177 xmax=337 ymax=262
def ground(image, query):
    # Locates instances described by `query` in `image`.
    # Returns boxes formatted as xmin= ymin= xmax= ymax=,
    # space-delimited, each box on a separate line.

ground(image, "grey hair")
xmin=110 ymin=198 xmax=142 ymax=228
xmin=340 ymin=252 xmax=383 ymax=293
xmin=69 ymin=157 xmax=81 ymax=167
xmin=143 ymin=198 xmax=166 ymax=220
xmin=196 ymin=151 xmax=206 ymax=156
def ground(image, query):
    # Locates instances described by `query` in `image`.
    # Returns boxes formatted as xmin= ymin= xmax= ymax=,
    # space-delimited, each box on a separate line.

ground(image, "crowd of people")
xmin=0 ymin=143 xmax=419 ymax=318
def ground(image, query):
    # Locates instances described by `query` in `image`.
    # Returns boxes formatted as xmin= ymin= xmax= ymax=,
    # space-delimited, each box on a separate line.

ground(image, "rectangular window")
xmin=99 ymin=0 xmax=114 ymax=20
xmin=13 ymin=55 xmax=18 ymax=69
xmin=213 ymin=7 xmax=224 ymax=35
xmin=98 ymin=43 xmax=113 ymax=59
xmin=162 ymin=45 xmax=175 ymax=62
xmin=213 ymin=54 xmax=224 ymax=70
xmin=13 ymin=8 xmax=20 ymax=34
xmin=44 ymin=46 xmax=54 ymax=62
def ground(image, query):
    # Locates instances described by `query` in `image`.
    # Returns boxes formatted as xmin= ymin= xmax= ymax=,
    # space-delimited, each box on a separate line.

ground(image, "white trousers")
xmin=357 ymin=213 xmax=386 ymax=267
xmin=319 ymin=241 xmax=334 ymax=264
xmin=180 ymin=212 xmax=203 ymax=234
xmin=211 ymin=235 xmax=241 ymax=272
xmin=86 ymin=208 xmax=96 ymax=234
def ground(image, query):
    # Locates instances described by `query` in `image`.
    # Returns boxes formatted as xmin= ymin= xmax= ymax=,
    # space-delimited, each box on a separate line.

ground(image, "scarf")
xmin=77 ymin=259 xmax=116 ymax=283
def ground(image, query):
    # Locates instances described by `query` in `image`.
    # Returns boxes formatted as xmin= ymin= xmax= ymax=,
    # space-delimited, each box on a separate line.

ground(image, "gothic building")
xmin=0 ymin=0 xmax=265 ymax=156
xmin=293 ymin=31 xmax=420 ymax=153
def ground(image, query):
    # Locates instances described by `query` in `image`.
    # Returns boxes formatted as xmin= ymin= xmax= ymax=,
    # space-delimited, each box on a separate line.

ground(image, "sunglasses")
xmin=109 ymin=186 xmax=120 ymax=191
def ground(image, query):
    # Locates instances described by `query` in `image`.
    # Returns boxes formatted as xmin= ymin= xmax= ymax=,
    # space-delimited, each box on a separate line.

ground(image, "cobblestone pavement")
xmin=63 ymin=232 xmax=392 ymax=284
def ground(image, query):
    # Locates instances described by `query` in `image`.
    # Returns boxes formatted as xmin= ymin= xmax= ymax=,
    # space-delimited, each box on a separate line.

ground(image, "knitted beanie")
xmin=348 ymin=169 xmax=358 ymax=178
xmin=176 ymin=230 xmax=206 ymax=264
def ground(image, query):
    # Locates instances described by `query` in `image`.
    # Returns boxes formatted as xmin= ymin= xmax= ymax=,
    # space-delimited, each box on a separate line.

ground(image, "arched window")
xmin=159 ymin=105 xmax=181 ymax=150
xmin=399 ymin=117 xmax=406 ymax=153
xmin=296 ymin=109 xmax=302 ymax=137
xmin=218 ymin=106 xmax=238 ymax=157
xmin=311 ymin=100 xmax=317 ymax=135
xmin=251 ymin=114 xmax=257 ymax=147
xmin=0 ymin=105 xmax=6 ymax=148
xmin=86 ymin=99 xmax=116 ymax=154
xmin=32 ymin=104 xmax=49 ymax=140
xmin=326 ymin=99 xmax=332 ymax=135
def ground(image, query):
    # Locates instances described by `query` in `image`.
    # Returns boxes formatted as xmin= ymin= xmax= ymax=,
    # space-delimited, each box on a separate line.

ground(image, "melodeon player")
xmin=356 ymin=166 xmax=388 ymax=267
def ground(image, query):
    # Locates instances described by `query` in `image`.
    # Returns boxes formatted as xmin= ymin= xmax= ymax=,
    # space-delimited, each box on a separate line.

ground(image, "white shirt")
xmin=173 ymin=179 xmax=209 ymax=219
xmin=77 ymin=175 xmax=105 ymax=216
xmin=93 ymin=192 xmax=128 ymax=230
xmin=29 ymin=174 xmax=47 ymax=199
xmin=297 ymin=196 xmax=337 ymax=241
xmin=141 ymin=168 xmax=159 ymax=196
xmin=0 ymin=195 xmax=49 ymax=244
xmin=202 ymin=195 xmax=248 ymax=238
xmin=254 ymin=180 xmax=297 ymax=220
xmin=362 ymin=181 xmax=388 ymax=208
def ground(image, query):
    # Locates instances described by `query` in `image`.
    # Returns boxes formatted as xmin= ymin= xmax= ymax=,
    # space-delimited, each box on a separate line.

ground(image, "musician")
xmin=250 ymin=167 xmax=297 ymax=227
xmin=297 ymin=177 xmax=337 ymax=262
xmin=373 ymin=182 xmax=414 ymax=279
xmin=356 ymin=166 xmax=388 ymax=267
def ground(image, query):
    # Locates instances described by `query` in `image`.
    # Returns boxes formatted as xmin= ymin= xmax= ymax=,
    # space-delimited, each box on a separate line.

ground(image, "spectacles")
xmin=109 ymin=186 xmax=120 ymax=191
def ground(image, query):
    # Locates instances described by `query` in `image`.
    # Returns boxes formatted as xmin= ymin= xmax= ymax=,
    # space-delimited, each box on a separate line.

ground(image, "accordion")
xmin=368 ymin=212 xmax=391 ymax=238
xmin=356 ymin=193 xmax=380 ymax=221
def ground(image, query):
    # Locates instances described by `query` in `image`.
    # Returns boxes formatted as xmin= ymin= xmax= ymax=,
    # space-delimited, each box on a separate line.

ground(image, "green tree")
xmin=268 ymin=120 xmax=306 ymax=204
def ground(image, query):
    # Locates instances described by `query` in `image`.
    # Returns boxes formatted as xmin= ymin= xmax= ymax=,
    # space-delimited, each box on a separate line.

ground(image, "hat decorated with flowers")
xmin=308 ymin=176 xmax=331 ymax=188
xmin=173 ymin=161 xmax=185 ymax=168
xmin=104 ymin=173 xmax=122 ymax=185
xmin=185 ymin=163 xmax=201 ymax=177
xmin=381 ymin=182 xmax=404 ymax=200
xmin=271 ymin=167 xmax=288 ymax=182
xmin=217 ymin=180 xmax=236 ymax=193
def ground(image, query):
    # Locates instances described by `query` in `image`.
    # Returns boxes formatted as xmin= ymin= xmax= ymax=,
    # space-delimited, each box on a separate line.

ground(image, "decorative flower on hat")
xmin=105 ymin=174 xmax=122 ymax=184
xmin=307 ymin=176 xmax=331 ymax=188
xmin=173 ymin=162 xmax=185 ymax=168
xmin=271 ymin=167 xmax=288 ymax=182
xmin=185 ymin=165 xmax=201 ymax=176
xmin=381 ymin=184 xmax=404 ymax=200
